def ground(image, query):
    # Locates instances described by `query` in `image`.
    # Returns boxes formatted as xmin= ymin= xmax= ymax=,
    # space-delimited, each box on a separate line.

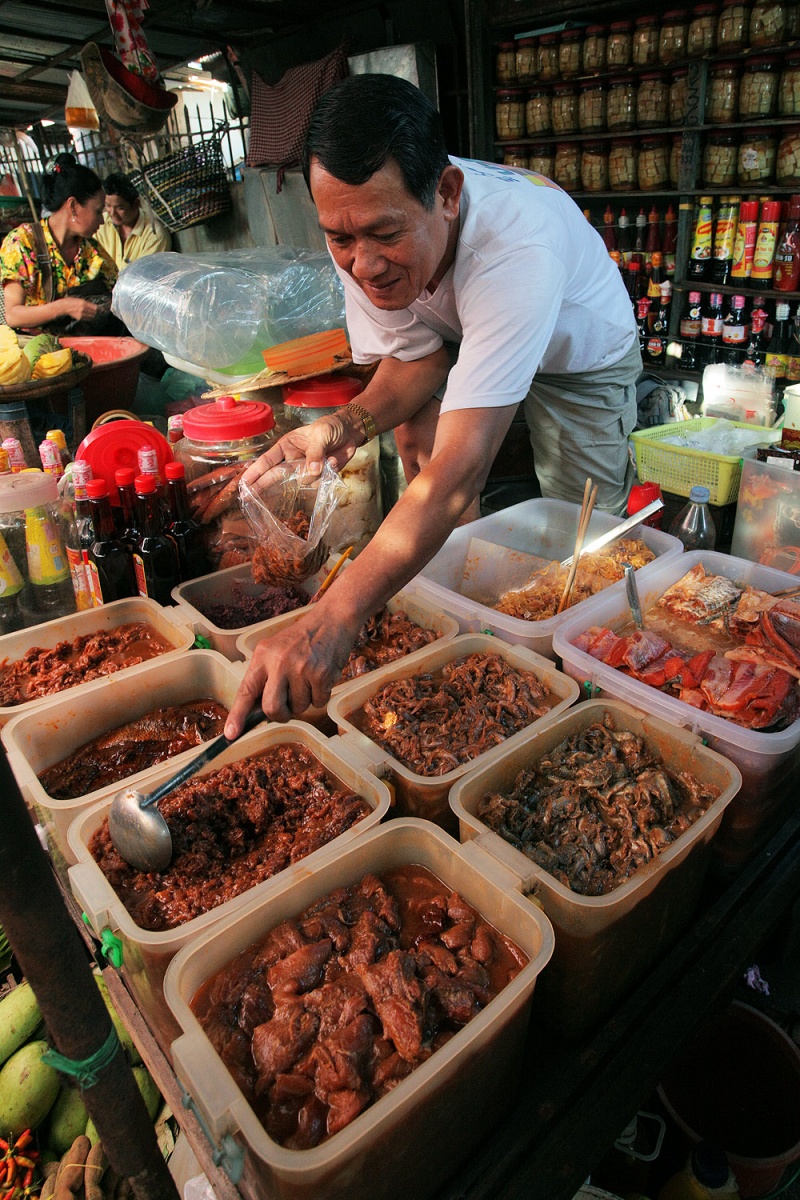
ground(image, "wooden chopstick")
xmin=308 ymin=545 xmax=354 ymax=604
xmin=557 ymin=480 xmax=598 ymax=614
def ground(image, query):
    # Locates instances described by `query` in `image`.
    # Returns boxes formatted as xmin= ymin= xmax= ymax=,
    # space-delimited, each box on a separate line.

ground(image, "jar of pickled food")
xmin=637 ymin=71 xmax=670 ymax=126
xmin=515 ymin=38 xmax=537 ymax=86
xmin=496 ymin=42 xmax=517 ymax=85
xmin=706 ymin=61 xmax=739 ymax=122
xmin=582 ymin=24 xmax=607 ymax=73
xmin=670 ymin=132 xmax=684 ymax=185
xmin=537 ymin=33 xmax=560 ymax=81
xmin=609 ymin=137 xmax=639 ymax=189
xmin=716 ymin=0 xmax=750 ymax=50
xmin=633 ymin=15 xmax=660 ymax=65
xmin=528 ymin=143 xmax=555 ymax=177
xmin=559 ymin=29 xmax=582 ymax=77
xmin=788 ymin=0 xmax=800 ymax=36
xmin=777 ymin=125 xmax=800 ymax=183
xmin=607 ymin=76 xmax=637 ymax=130
xmin=495 ymin=89 xmax=526 ymax=139
xmin=554 ymin=141 xmax=580 ymax=191
xmin=703 ymin=130 xmax=739 ymax=184
xmin=670 ymin=67 xmax=691 ymax=123
xmin=552 ymin=82 xmax=579 ymax=133
xmin=739 ymin=54 xmax=780 ymax=118
xmin=749 ymin=0 xmax=786 ymax=44
xmin=581 ymin=141 xmax=609 ymax=191
xmin=525 ymin=85 xmax=551 ymax=136
xmin=660 ymin=9 xmax=690 ymax=63
xmin=780 ymin=52 xmax=800 ymax=115
xmin=638 ymin=135 xmax=670 ymax=189
xmin=607 ymin=21 xmax=633 ymax=66
xmin=688 ymin=2 xmax=719 ymax=53
xmin=579 ymin=79 xmax=606 ymax=131
xmin=739 ymin=126 xmax=778 ymax=182
xmin=503 ymin=146 xmax=529 ymax=168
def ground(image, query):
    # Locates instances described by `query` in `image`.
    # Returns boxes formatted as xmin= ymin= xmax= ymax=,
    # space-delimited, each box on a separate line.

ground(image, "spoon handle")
xmin=142 ymin=707 xmax=265 ymax=810
xmin=622 ymin=563 xmax=645 ymax=631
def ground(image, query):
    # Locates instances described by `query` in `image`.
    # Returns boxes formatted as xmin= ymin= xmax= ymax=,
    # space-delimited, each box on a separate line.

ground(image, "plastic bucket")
xmin=657 ymin=1001 xmax=800 ymax=1197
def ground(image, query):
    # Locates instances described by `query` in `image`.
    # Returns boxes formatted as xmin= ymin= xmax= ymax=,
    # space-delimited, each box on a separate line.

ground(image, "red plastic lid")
xmin=165 ymin=462 xmax=185 ymax=480
xmin=181 ymin=395 xmax=275 ymax=442
xmin=76 ymin=420 xmax=172 ymax=507
xmin=86 ymin=478 xmax=110 ymax=499
xmin=114 ymin=467 xmax=135 ymax=487
xmin=135 ymin=474 xmax=157 ymax=494
xmin=283 ymin=376 xmax=364 ymax=409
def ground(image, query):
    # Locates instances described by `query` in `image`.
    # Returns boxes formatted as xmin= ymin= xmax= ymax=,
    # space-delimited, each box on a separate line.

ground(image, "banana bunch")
xmin=0 ymin=327 xmax=31 ymax=385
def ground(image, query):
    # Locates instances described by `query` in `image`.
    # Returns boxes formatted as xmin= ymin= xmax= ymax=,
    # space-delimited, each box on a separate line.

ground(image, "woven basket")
xmin=129 ymin=135 xmax=232 ymax=233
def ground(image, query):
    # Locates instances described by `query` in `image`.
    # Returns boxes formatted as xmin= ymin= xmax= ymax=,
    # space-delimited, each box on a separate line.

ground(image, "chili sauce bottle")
xmin=132 ymin=473 xmax=180 ymax=605
xmin=85 ymin=478 xmax=137 ymax=605
xmin=164 ymin=462 xmax=209 ymax=583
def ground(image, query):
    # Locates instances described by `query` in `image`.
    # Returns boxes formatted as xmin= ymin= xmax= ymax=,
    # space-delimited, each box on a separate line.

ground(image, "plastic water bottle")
xmin=658 ymin=1143 xmax=740 ymax=1199
xmin=668 ymin=485 xmax=717 ymax=550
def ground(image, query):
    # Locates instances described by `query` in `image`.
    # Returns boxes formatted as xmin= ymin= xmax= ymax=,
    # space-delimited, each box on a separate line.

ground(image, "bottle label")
xmin=766 ymin=351 xmax=788 ymax=378
xmin=722 ymin=326 xmax=747 ymax=345
xmin=752 ymin=223 xmax=779 ymax=278
xmin=690 ymin=213 xmax=712 ymax=260
xmin=86 ymin=559 xmax=105 ymax=607
xmin=66 ymin=545 xmax=93 ymax=611
xmin=787 ymin=354 xmax=800 ymax=382
xmin=0 ymin=533 xmax=23 ymax=598
xmin=681 ymin=317 xmax=701 ymax=338
xmin=713 ymin=214 xmax=737 ymax=261
xmin=701 ymin=315 xmax=723 ymax=338
xmin=663 ymin=250 xmax=676 ymax=276
xmin=25 ymin=508 xmax=70 ymax=586
xmin=133 ymin=553 xmax=149 ymax=598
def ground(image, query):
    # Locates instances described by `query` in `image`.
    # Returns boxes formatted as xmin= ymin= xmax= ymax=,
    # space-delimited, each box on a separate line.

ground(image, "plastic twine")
xmin=41 ymin=1025 xmax=121 ymax=1088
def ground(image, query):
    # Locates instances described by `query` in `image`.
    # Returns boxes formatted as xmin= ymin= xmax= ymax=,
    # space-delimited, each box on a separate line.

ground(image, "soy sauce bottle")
xmin=132 ymin=473 xmax=180 ymax=605
xmin=85 ymin=478 xmax=137 ymax=605
xmin=114 ymin=467 xmax=140 ymax=553
xmin=164 ymin=462 xmax=209 ymax=582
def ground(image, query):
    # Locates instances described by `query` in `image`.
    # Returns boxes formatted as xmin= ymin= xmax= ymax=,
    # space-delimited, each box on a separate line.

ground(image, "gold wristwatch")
xmin=346 ymin=400 xmax=378 ymax=443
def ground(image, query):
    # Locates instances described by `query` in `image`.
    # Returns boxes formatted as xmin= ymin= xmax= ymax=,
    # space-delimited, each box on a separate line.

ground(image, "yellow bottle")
xmin=659 ymin=1144 xmax=740 ymax=1200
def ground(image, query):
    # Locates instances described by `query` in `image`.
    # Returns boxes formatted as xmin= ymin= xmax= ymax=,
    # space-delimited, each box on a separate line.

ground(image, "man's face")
xmin=105 ymin=193 xmax=139 ymax=228
xmin=309 ymin=157 xmax=462 ymax=311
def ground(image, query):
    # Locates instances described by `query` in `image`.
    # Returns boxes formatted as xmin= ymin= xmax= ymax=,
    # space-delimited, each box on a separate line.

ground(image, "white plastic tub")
xmin=552 ymin=550 xmax=800 ymax=871
xmin=450 ymin=700 xmax=741 ymax=1039
xmin=164 ymin=818 xmax=555 ymax=1200
xmin=0 ymin=597 xmax=194 ymax=726
xmin=327 ymin=633 xmax=580 ymax=832
xmin=411 ymin=498 xmax=684 ymax=660
xmin=1 ymin=649 xmax=245 ymax=880
xmin=67 ymin=722 xmax=392 ymax=1056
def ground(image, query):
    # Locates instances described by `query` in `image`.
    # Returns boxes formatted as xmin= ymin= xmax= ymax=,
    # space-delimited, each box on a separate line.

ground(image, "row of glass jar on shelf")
xmin=496 ymin=1 xmax=797 ymax=88
xmin=502 ymin=125 xmax=800 ymax=192
xmin=496 ymin=53 xmax=800 ymax=141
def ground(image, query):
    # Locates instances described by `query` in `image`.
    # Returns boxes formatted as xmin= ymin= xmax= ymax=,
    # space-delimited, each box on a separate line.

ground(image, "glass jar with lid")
xmin=580 ymin=141 xmax=609 ymax=191
xmin=579 ymin=79 xmax=606 ymax=131
xmin=780 ymin=52 xmax=800 ymax=115
xmin=495 ymin=89 xmax=526 ymax=139
xmin=503 ymin=146 xmax=529 ymax=168
xmin=0 ymin=472 xmax=78 ymax=629
xmin=552 ymin=82 xmax=579 ymax=133
xmin=716 ymin=0 xmax=750 ymax=51
xmin=633 ymin=15 xmax=660 ymax=65
xmin=582 ymin=24 xmax=607 ymax=73
xmin=609 ymin=138 xmax=639 ymax=189
xmin=739 ymin=54 xmax=780 ymax=118
xmin=749 ymin=0 xmax=787 ymax=44
xmin=526 ymin=85 xmax=552 ymax=136
xmin=496 ymin=42 xmax=517 ymax=85
xmin=660 ymin=9 xmax=690 ymax=63
xmin=638 ymin=136 xmax=670 ymax=189
xmin=515 ymin=38 xmax=537 ymax=86
xmin=607 ymin=20 xmax=633 ymax=67
xmin=670 ymin=132 xmax=684 ymax=185
xmin=688 ymin=2 xmax=719 ymax=53
xmin=528 ymin=143 xmax=555 ymax=177
xmin=703 ymin=130 xmax=739 ymax=184
xmin=559 ymin=29 xmax=582 ymax=78
xmin=537 ymin=33 xmax=560 ymax=81
xmin=777 ymin=125 xmax=800 ymax=183
xmin=788 ymin=0 xmax=800 ymax=36
xmin=637 ymin=71 xmax=670 ymax=127
xmin=739 ymin=126 xmax=778 ymax=182
xmin=670 ymin=68 xmax=691 ymax=123
xmin=554 ymin=141 xmax=580 ymax=191
xmin=706 ymin=61 xmax=739 ymax=122
xmin=607 ymin=77 xmax=637 ymax=130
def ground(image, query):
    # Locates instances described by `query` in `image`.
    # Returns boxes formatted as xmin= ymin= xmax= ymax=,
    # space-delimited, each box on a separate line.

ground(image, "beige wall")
xmin=174 ymin=167 xmax=324 ymax=255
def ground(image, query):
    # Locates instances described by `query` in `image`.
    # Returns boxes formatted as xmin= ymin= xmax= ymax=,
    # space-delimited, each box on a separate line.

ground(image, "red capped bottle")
xmin=115 ymin=467 xmax=140 ymax=553
xmin=85 ymin=478 xmax=137 ymax=606
xmin=721 ymin=294 xmax=749 ymax=364
xmin=774 ymin=194 xmax=800 ymax=291
xmin=699 ymin=291 xmax=725 ymax=365
xmin=132 ymin=474 xmax=180 ymax=605
xmin=164 ymin=462 xmax=210 ymax=583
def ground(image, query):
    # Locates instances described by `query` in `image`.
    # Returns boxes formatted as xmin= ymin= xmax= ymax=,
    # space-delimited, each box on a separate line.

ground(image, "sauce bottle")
xmin=699 ymin=292 xmax=725 ymax=365
xmin=46 ymin=428 xmax=71 ymax=472
xmin=132 ymin=473 xmax=180 ymax=605
xmin=773 ymin=194 xmax=800 ymax=290
xmin=662 ymin=203 xmax=677 ymax=277
xmin=115 ymin=467 xmax=140 ymax=553
xmin=688 ymin=195 xmax=714 ymax=280
xmin=668 ymin=485 xmax=717 ymax=550
xmin=24 ymin=491 xmax=76 ymax=621
xmin=711 ymin=195 xmax=740 ymax=285
xmin=64 ymin=459 xmax=94 ymax=612
xmin=720 ymin=294 xmax=749 ymax=364
xmin=0 ymin=530 xmax=25 ymax=634
xmin=751 ymin=200 xmax=783 ymax=287
xmin=730 ymin=199 xmax=760 ymax=285
xmin=85 ymin=478 xmax=137 ymax=606
xmin=658 ymin=1143 xmax=740 ymax=1199
xmin=164 ymin=462 xmax=209 ymax=583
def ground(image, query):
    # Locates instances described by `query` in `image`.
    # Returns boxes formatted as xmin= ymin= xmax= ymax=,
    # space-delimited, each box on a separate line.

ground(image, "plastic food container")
xmin=552 ymin=550 xmax=800 ymax=872
xmin=163 ymin=818 xmax=555 ymax=1200
xmin=1 ymin=649 xmax=244 ymax=880
xmin=450 ymin=701 xmax=740 ymax=1040
xmin=0 ymin=596 xmax=193 ymax=727
xmin=730 ymin=454 xmax=800 ymax=568
xmin=409 ymin=498 xmax=683 ymax=660
xmin=68 ymin=721 xmax=393 ymax=1056
xmin=327 ymin=633 xmax=579 ymax=831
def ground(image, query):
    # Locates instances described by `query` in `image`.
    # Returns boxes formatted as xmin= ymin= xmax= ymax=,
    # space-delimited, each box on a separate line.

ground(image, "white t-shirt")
xmin=336 ymin=156 xmax=637 ymax=414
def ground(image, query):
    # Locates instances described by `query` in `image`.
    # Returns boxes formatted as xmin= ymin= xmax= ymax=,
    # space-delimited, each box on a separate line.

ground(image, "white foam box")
xmin=410 ymin=498 xmax=684 ymax=660
xmin=67 ymin=721 xmax=392 ymax=1058
xmin=1 ymin=649 xmax=245 ymax=881
xmin=164 ymin=818 xmax=555 ymax=1200
xmin=327 ymin=632 xmax=580 ymax=833
xmin=552 ymin=550 xmax=800 ymax=872
xmin=0 ymin=597 xmax=194 ymax=727
xmin=449 ymin=700 xmax=741 ymax=1040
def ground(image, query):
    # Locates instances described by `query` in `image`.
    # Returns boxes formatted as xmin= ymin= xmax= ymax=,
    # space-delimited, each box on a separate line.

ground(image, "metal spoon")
xmin=107 ymin=707 xmax=265 ymax=874
xmin=622 ymin=562 xmax=645 ymax=631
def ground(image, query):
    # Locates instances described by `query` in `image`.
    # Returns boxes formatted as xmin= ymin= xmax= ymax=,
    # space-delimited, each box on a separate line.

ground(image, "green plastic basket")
xmin=629 ymin=418 xmax=778 ymax=505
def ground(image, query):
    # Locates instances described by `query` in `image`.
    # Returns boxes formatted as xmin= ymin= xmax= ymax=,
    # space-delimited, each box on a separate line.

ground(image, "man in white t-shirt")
xmin=226 ymin=74 xmax=640 ymax=732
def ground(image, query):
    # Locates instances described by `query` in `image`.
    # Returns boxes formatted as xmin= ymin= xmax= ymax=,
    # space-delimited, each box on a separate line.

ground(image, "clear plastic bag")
xmin=240 ymin=460 xmax=347 ymax=584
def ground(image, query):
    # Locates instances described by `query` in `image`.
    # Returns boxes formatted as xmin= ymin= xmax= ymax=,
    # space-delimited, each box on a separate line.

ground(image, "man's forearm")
xmin=347 ymin=349 xmax=451 ymax=436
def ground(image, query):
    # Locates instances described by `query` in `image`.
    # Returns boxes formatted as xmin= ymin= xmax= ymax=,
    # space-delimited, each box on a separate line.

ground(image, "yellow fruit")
xmin=0 ymin=345 xmax=31 ymax=385
xmin=32 ymin=348 xmax=73 ymax=379
xmin=0 ymin=326 xmax=19 ymax=351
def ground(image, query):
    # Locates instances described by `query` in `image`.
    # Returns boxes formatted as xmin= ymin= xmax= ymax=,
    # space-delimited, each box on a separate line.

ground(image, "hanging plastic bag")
xmin=240 ymin=460 xmax=347 ymax=585
xmin=65 ymin=71 xmax=100 ymax=130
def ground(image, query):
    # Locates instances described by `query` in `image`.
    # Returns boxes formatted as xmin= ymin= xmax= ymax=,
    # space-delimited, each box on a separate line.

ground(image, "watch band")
xmin=346 ymin=400 xmax=378 ymax=443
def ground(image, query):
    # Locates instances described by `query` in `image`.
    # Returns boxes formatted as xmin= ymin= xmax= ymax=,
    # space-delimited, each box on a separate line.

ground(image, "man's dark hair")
xmin=303 ymin=74 xmax=450 ymax=210
xmin=41 ymin=153 xmax=103 ymax=212
xmin=102 ymin=173 xmax=140 ymax=205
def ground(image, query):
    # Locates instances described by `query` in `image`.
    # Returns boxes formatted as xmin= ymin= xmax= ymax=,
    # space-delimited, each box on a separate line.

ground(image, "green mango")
xmin=94 ymin=973 xmax=141 ymax=1065
xmin=133 ymin=1065 xmax=160 ymax=1121
xmin=0 ymin=1039 xmax=59 ymax=1135
xmin=48 ymin=1085 xmax=89 ymax=1155
xmin=85 ymin=1115 xmax=100 ymax=1146
xmin=0 ymin=980 xmax=41 ymax=1068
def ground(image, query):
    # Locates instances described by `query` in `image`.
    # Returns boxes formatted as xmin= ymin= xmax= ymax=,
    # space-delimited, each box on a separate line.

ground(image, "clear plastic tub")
xmin=1 ymin=649 xmax=245 ymax=880
xmin=730 ymin=454 xmax=800 ymax=568
xmin=163 ymin=818 xmax=555 ymax=1200
xmin=67 ymin=721 xmax=392 ymax=1057
xmin=326 ymin=633 xmax=580 ymax=832
xmin=552 ymin=550 xmax=800 ymax=871
xmin=0 ymin=596 xmax=194 ymax=727
xmin=449 ymin=700 xmax=741 ymax=1039
xmin=410 ymin=498 xmax=684 ymax=660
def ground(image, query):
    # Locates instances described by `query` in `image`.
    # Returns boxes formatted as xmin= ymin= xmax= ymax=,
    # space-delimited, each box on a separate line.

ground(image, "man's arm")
xmin=225 ymin=401 xmax=517 ymax=734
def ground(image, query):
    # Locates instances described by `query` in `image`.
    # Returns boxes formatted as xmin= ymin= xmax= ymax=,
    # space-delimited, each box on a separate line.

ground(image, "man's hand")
xmin=242 ymin=408 xmax=365 ymax=490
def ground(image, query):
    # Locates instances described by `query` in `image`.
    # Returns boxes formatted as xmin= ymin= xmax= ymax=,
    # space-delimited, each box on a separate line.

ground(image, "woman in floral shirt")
xmin=1 ymin=152 xmax=118 ymax=333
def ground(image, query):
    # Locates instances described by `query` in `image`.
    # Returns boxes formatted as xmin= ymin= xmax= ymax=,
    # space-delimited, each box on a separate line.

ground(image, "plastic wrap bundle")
xmin=111 ymin=247 xmax=345 ymax=376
